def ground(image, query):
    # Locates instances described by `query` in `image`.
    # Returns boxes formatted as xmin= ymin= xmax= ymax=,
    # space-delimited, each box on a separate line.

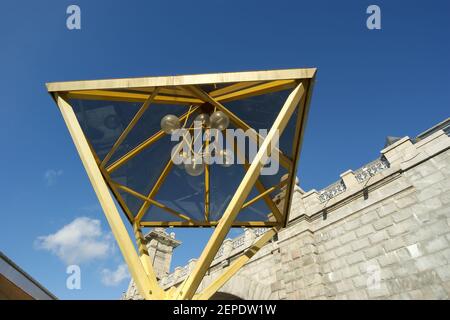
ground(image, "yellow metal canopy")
xmin=47 ymin=68 xmax=316 ymax=299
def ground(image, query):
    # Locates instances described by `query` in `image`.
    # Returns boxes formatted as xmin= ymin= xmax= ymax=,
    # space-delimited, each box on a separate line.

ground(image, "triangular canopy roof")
xmin=47 ymin=68 xmax=316 ymax=228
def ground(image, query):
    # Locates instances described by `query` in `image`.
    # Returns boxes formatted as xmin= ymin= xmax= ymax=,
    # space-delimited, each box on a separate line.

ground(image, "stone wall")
xmin=123 ymin=118 xmax=450 ymax=300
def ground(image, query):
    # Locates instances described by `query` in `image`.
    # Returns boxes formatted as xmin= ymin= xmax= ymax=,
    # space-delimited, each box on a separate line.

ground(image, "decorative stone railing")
xmin=318 ymin=180 xmax=346 ymax=203
xmin=160 ymin=152 xmax=397 ymax=287
xmin=160 ymin=227 xmax=270 ymax=288
xmin=354 ymin=156 xmax=390 ymax=183
xmin=316 ymin=156 xmax=390 ymax=203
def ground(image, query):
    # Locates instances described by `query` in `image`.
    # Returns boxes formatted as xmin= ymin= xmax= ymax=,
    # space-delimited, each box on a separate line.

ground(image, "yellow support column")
xmin=55 ymin=94 xmax=156 ymax=300
xmin=133 ymin=223 xmax=165 ymax=298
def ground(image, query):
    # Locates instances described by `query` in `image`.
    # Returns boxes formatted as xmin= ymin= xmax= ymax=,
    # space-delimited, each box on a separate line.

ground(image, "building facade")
xmin=124 ymin=118 xmax=450 ymax=300
xmin=0 ymin=252 xmax=56 ymax=300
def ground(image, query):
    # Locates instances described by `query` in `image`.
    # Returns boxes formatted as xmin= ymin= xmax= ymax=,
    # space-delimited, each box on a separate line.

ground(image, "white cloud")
xmin=101 ymin=264 xmax=130 ymax=287
xmin=35 ymin=217 xmax=112 ymax=265
xmin=44 ymin=169 xmax=63 ymax=186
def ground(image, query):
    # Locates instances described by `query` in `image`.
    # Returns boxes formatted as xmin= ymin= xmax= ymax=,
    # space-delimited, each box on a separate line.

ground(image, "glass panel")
xmin=236 ymin=187 xmax=273 ymax=222
xmin=142 ymin=204 xmax=186 ymax=222
xmin=107 ymin=102 xmax=189 ymax=165
xmin=223 ymin=88 xmax=296 ymax=159
xmin=70 ymin=99 xmax=142 ymax=161
xmin=145 ymin=164 xmax=205 ymax=222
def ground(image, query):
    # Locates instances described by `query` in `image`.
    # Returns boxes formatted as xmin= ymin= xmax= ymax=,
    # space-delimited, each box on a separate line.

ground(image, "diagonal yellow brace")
xmin=106 ymin=106 xmax=199 ymax=173
xmin=176 ymin=82 xmax=305 ymax=299
xmin=194 ymin=226 xmax=280 ymax=300
xmin=136 ymin=115 xmax=197 ymax=223
xmin=114 ymin=182 xmax=196 ymax=223
xmin=101 ymin=88 xmax=160 ymax=167
xmin=234 ymin=143 xmax=283 ymax=223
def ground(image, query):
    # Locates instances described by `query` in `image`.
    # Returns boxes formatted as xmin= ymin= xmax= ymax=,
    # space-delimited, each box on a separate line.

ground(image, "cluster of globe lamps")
xmin=160 ymin=111 xmax=232 ymax=177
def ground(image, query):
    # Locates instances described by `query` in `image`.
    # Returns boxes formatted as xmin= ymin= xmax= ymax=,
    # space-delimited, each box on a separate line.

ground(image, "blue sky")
xmin=0 ymin=0 xmax=448 ymax=300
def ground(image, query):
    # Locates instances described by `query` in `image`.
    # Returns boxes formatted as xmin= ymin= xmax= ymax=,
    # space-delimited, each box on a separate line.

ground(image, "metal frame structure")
xmin=46 ymin=68 xmax=316 ymax=300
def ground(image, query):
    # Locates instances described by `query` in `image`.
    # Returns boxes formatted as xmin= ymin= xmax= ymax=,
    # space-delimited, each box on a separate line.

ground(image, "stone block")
xmin=392 ymin=208 xmax=414 ymax=223
xmin=406 ymin=243 xmax=423 ymax=258
xmin=387 ymin=219 xmax=417 ymax=237
xmin=414 ymin=171 xmax=446 ymax=190
xmin=346 ymin=289 xmax=368 ymax=300
xmin=415 ymin=254 xmax=447 ymax=272
xmin=334 ymin=244 xmax=352 ymax=257
xmin=344 ymin=218 xmax=361 ymax=231
xmin=302 ymin=255 xmax=317 ymax=267
xmin=367 ymin=283 xmax=390 ymax=299
xmin=377 ymin=202 xmax=397 ymax=217
xmin=356 ymin=225 xmax=375 ymax=238
xmin=420 ymin=176 xmax=444 ymax=197
xmin=373 ymin=216 xmax=394 ymax=231
xmin=395 ymin=195 xmax=417 ymax=209
xmin=361 ymin=211 xmax=378 ymax=225
xmin=351 ymin=238 xmax=370 ymax=251
xmin=423 ymin=236 xmax=448 ymax=254
xmin=336 ymin=280 xmax=353 ymax=293
xmin=384 ymin=238 xmax=406 ymax=253
xmin=324 ymin=238 xmax=341 ymax=251
xmin=340 ymin=231 xmax=357 ymax=245
xmin=421 ymin=285 xmax=448 ymax=300
xmin=408 ymin=289 xmax=425 ymax=299
xmin=378 ymin=252 xmax=399 ymax=267
xmin=364 ymin=245 xmax=384 ymax=260
xmin=436 ymin=265 xmax=450 ymax=281
xmin=351 ymin=275 xmax=367 ymax=288
xmin=346 ymin=252 xmax=365 ymax=265
xmin=321 ymin=250 xmax=336 ymax=262
xmin=307 ymin=284 xmax=326 ymax=299
xmin=341 ymin=265 xmax=359 ymax=279
xmin=330 ymin=258 xmax=345 ymax=271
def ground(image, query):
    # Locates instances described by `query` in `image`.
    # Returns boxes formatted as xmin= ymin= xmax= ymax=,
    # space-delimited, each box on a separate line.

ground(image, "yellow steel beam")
xmin=135 ymin=115 xmax=197 ymax=222
xmin=135 ymin=159 xmax=174 ymax=223
xmin=114 ymin=182 xmax=196 ymax=223
xmin=66 ymin=89 xmax=203 ymax=105
xmin=185 ymin=85 xmax=292 ymax=170
xmin=129 ymin=86 xmax=199 ymax=98
xmin=233 ymin=142 xmax=284 ymax=223
xmin=101 ymin=88 xmax=160 ymax=167
xmin=106 ymin=106 xmax=199 ymax=173
xmin=208 ymin=81 xmax=262 ymax=98
xmin=194 ymin=227 xmax=279 ymax=300
xmin=81 ymin=136 xmax=135 ymax=223
xmin=176 ymin=82 xmax=305 ymax=300
xmin=241 ymin=180 xmax=287 ymax=210
xmin=46 ymin=68 xmax=317 ymax=92
xmin=133 ymin=222 xmax=165 ymax=298
xmin=140 ymin=221 xmax=279 ymax=227
xmin=215 ymin=80 xmax=297 ymax=103
xmin=55 ymin=94 xmax=154 ymax=300
xmin=204 ymin=138 xmax=210 ymax=222
xmin=282 ymin=79 xmax=312 ymax=226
